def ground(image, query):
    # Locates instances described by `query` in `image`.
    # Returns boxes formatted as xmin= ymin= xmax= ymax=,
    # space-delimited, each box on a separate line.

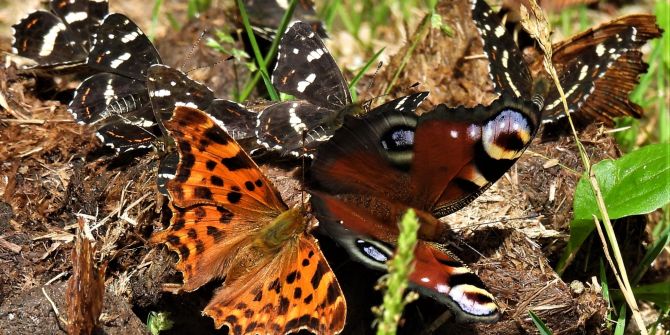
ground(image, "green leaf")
xmin=528 ymin=310 xmax=553 ymax=335
xmin=574 ymin=143 xmax=670 ymax=221
xmin=613 ymin=304 xmax=626 ymax=335
xmin=631 ymin=282 xmax=670 ymax=306
xmin=557 ymin=144 xmax=670 ymax=273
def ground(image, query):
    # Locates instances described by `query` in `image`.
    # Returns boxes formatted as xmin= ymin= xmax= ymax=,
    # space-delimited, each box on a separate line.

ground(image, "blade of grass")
xmin=384 ymin=14 xmax=432 ymax=95
xmin=149 ymin=0 xmax=165 ymax=42
xmin=632 ymin=222 xmax=670 ymax=285
xmin=518 ymin=2 xmax=647 ymax=332
xmin=613 ymin=304 xmax=627 ymax=335
xmin=528 ymin=310 xmax=553 ymax=335
xmin=237 ymin=0 xmax=298 ymax=102
xmin=236 ymin=0 xmax=279 ymax=101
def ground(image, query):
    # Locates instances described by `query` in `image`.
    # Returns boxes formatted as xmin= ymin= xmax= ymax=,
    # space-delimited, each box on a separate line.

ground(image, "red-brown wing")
xmin=310 ymin=94 xmax=541 ymax=220
xmin=310 ymin=192 xmax=499 ymax=323
xmin=204 ymin=234 xmax=346 ymax=335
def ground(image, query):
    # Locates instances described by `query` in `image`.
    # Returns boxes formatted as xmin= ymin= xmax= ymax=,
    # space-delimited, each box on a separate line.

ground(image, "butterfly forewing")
xmin=272 ymin=21 xmax=351 ymax=111
xmin=11 ymin=11 xmax=87 ymax=67
xmin=11 ymin=0 xmax=108 ymax=69
xmin=469 ymin=0 xmax=533 ymax=98
xmin=51 ymin=0 xmax=107 ymax=44
xmin=164 ymin=106 xmax=285 ymax=212
xmin=87 ymin=13 xmax=162 ymax=80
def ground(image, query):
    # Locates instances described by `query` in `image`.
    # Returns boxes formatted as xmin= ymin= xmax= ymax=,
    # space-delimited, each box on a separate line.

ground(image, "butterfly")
xmin=535 ymin=15 xmax=662 ymax=125
xmin=151 ymin=105 xmax=346 ymax=334
xmin=11 ymin=0 xmax=108 ymax=70
xmin=256 ymin=21 xmax=429 ymax=157
xmin=147 ymin=64 xmax=257 ymax=195
xmin=308 ymin=0 xmax=547 ymax=322
xmin=470 ymin=0 xmax=662 ymax=126
xmin=67 ymin=13 xmax=163 ymax=153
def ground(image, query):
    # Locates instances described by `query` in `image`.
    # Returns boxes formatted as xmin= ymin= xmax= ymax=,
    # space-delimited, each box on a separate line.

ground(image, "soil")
xmin=0 ymin=0 xmax=660 ymax=334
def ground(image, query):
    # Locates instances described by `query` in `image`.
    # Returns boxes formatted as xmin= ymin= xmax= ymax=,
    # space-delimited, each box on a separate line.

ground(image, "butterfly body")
xmin=152 ymin=106 xmax=345 ymax=334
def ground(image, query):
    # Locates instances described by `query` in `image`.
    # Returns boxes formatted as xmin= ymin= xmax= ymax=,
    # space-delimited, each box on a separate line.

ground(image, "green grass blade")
xmin=149 ymin=0 xmax=165 ymax=42
xmin=613 ymin=304 xmax=627 ymax=335
xmin=237 ymin=0 xmax=299 ymax=101
xmin=632 ymin=223 xmax=670 ymax=285
xmin=529 ymin=310 xmax=553 ymax=335
xmin=236 ymin=0 xmax=279 ymax=101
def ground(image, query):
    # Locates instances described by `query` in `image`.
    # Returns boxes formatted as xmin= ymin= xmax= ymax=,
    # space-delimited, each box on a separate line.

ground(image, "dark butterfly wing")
xmin=206 ymin=99 xmax=257 ymax=141
xmin=146 ymin=64 xmax=215 ymax=130
xmin=68 ymin=73 xmax=150 ymax=125
xmin=256 ymin=100 xmax=333 ymax=156
xmin=310 ymin=93 xmax=541 ymax=222
xmin=310 ymin=191 xmax=500 ymax=322
xmin=243 ymin=0 xmax=327 ymax=40
xmin=146 ymin=64 xmax=257 ymax=143
xmin=87 ymin=13 xmax=162 ymax=80
xmin=257 ymin=92 xmax=429 ymax=157
xmin=157 ymin=151 xmax=179 ymax=196
xmin=95 ymin=105 xmax=158 ymax=153
xmin=11 ymin=0 xmax=108 ymax=69
xmin=68 ymin=13 xmax=162 ymax=152
xmin=542 ymin=15 xmax=662 ymax=124
xmin=11 ymin=11 xmax=87 ymax=68
xmin=272 ymin=21 xmax=350 ymax=111
xmin=469 ymin=0 xmax=533 ymax=99
xmin=50 ymin=0 xmax=108 ymax=45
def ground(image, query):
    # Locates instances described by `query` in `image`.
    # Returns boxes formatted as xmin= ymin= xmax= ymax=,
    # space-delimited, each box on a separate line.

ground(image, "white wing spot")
xmin=296 ymin=73 xmax=316 ymax=92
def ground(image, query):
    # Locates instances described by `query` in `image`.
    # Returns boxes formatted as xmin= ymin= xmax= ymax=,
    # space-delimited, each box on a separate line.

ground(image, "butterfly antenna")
xmin=187 ymin=55 xmax=235 ymax=74
xmin=180 ymin=29 xmax=207 ymax=71
xmin=361 ymin=61 xmax=385 ymax=113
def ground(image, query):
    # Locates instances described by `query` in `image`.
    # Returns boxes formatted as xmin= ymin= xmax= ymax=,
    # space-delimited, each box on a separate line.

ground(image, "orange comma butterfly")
xmin=151 ymin=106 xmax=346 ymax=334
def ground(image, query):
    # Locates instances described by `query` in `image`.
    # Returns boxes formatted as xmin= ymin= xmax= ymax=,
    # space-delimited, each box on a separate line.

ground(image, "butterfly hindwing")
xmin=68 ymin=13 xmax=162 ymax=152
xmin=542 ymin=15 xmax=663 ymax=124
xmin=272 ymin=21 xmax=351 ymax=111
xmin=204 ymin=236 xmax=346 ymax=334
xmin=310 ymin=191 xmax=499 ymax=322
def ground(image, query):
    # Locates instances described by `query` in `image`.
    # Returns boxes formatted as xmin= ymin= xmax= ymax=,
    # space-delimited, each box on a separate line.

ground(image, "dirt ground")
xmin=0 ymin=0 xmax=663 ymax=334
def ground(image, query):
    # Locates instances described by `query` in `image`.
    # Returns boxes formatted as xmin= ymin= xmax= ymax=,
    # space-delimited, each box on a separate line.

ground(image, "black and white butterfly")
xmin=256 ymin=21 xmax=429 ymax=157
xmin=11 ymin=0 xmax=108 ymax=70
xmin=68 ymin=13 xmax=162 ymax=153
xmin=470 ymin=0 xmax=661 ymax=126
xmin=146 ymin=64 xmax=258 ymax=195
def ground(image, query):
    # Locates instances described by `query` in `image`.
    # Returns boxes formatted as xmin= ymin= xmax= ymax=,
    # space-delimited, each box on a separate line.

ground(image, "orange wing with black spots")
xmin=205 ymin=237 xmax=346 ymax=335
xmin=151 ymin=106 xmax=346 ymax=334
